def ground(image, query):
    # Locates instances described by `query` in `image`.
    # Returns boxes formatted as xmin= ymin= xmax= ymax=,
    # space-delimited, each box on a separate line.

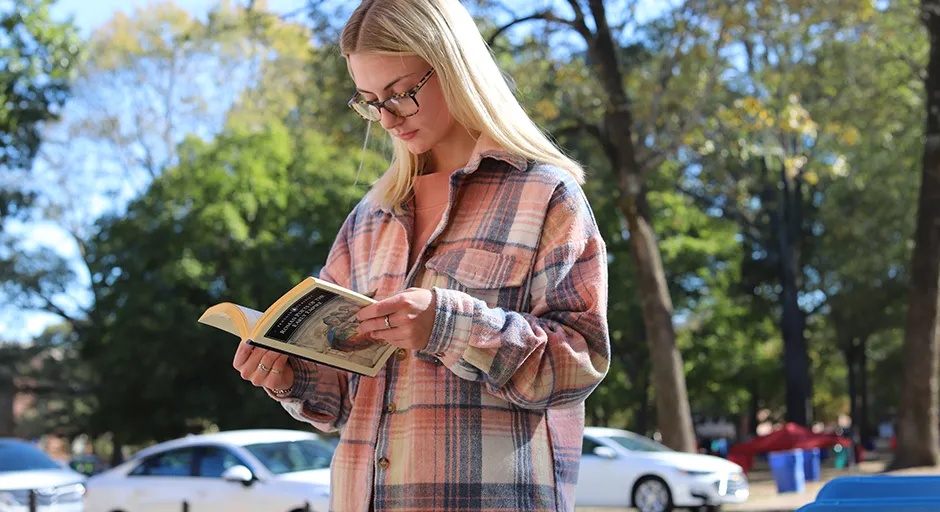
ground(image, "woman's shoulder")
xmin=335 ymin=192 xmax=389 ymax=235
xmin=500 ymin=160 xmax=589 ymax=204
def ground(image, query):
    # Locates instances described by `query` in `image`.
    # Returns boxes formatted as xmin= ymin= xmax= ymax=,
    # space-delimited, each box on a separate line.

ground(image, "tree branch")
xmin=565 ymin=0 xmax=595 ymax=42
xmin=36 ymin=295 xmax=83 ymax=332
xmin=642 ymin=18 xmax=730 ymax=175
xmin=675 ymin=182 xmax=763 ymax=245
xmin=552 ymin=118 xmax=619 ymax=168
xmin=486 ymin=11 xmax=581 ymax=47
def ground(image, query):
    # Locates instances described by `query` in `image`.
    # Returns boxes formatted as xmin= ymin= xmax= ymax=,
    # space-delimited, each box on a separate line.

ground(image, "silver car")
xmin=0 ymin=438 xmax=86 ymax=512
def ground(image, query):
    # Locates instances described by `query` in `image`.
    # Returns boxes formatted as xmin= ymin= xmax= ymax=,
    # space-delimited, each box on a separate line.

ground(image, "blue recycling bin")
xmin=769 ymin=449 xmax=806 ymax=494
xmin=803 ymin=447 xmax=821 ymax=481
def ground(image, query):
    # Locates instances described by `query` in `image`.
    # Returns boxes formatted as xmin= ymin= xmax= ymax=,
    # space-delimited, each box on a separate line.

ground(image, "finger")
xmin=270 ymin=354 xmax=290 ymax=373
xmin=240 ymin=346 xmax=267 ymax=382
xmin=264 ymin=354 xmax=292 ymax=388
xmin=233 ymin=340 xmax=254 ymax=368
xmin=257 ymin=350 xmax=281 ymax=376
xmin=249 ymin=350 xmax=276 ymax=386
xmin=370 ymin=326 xmax=407 ymax=343
xmin=357 ymin=311 xmax=405 ymax=336
xmin=358 ymin=294 xmax=409 ymax=321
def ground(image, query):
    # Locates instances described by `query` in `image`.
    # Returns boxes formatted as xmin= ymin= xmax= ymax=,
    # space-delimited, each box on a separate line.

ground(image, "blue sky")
xmin=51 ymin=0 xmax=305 ymax=34
xmin=4 ymin=0 xmax=308 ymax=342
xmin=3 ymin=0 xmax=672 ymax=342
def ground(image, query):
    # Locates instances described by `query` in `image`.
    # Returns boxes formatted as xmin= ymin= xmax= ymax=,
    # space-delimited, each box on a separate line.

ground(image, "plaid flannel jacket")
xmin=272 ymin=138 xmax=610 ymax=511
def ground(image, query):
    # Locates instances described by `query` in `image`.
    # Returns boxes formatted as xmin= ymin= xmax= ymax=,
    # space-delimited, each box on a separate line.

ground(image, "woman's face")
xmin=348 ymin=53 xmax=457 ymax=155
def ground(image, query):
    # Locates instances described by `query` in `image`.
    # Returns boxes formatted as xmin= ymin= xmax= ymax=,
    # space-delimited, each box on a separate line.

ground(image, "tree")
xmin=0 ymin=0 xmax=82 ymax=224
xmin=487 ymin=0 xmax=734 ymax=453
xmin=675 ymin=0 xmax=887 ymax=426
xmin=12 ymin=324 xmax=95 ymax=441
xmin=82 ymin=119 xmax=383 ymax=445
xmin=892 ymin=0 xmax=940 ymax=471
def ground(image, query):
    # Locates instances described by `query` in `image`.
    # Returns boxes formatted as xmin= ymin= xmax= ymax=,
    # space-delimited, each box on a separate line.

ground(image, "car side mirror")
xmin=593 ymin=446 xmax=618 ymax=459
xmin=221 ymin=465 xmax=255 ymax=487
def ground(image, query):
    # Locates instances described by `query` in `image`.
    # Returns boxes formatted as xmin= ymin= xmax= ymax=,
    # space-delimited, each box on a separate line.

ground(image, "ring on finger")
xmin=384 ymin=315 xmax=392 ymax=330
xmin=257 ymin=363 xmax=270 ymax=372
xmin=269 ymin=368 xmax=281 ymax=374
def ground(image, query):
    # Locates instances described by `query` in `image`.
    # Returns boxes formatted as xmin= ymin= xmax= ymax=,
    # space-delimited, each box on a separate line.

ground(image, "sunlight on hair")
xmin=340 ymin=0 xmax=584 ymax=213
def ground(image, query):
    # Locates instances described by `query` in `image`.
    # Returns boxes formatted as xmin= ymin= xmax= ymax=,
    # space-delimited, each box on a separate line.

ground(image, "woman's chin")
xmin=405 ymin=139 xmax=429 ymax=154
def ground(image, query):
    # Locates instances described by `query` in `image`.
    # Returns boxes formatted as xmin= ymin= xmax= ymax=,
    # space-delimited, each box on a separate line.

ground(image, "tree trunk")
xmin=845 ymin=342 xmax=858 ymax=433
xmin=583 ymin=0 xmax=695 ymax=452
xmin=748 ymin=381 xmax=759 ymax=437
xmin=635 ymin=364 xmax=652 ymax=436
xmin=619 ymin=192 xmax=695 ymax=451
xmin=0 ymin=384 xmax=14 ymax=437
xmin=776 ymin=164 xmax=811 ymax=426
xmin=860 ymin=339 xmax=871 ymax=445
xmin=892 ymin=0 xmax=940 ymax=470
xmin=110 ymin=436 xmax=125 ymax=467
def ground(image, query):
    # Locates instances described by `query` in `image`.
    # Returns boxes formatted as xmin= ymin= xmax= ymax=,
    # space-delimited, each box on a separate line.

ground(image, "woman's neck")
xmin=425 ymin=126 xmax=479 ymax=174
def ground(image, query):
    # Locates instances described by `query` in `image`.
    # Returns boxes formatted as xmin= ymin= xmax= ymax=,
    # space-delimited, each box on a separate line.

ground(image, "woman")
xmin=233 ymin=0 xmax=610 ymax=510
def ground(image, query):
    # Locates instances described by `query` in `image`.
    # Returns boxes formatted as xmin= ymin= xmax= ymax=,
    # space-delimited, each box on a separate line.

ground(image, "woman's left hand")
xmin=356 ymin=288 xmax=437 ymax=351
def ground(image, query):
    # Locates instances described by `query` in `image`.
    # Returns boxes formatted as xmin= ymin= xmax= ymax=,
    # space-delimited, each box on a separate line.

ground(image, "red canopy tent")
xmin=726 ymin=423 xmax=851 ymax=473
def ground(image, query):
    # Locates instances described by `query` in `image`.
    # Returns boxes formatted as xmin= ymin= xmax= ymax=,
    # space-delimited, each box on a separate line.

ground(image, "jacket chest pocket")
xmin=425 ymin=247 xmax=532 ymax=311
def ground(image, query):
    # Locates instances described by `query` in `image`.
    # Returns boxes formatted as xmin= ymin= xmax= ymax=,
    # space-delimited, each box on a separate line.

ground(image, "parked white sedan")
xmin=0 ymin=438 xmax=86 ymax=512
xmin=84 ymin=429 xmax=332 ymax=512
xmin=576 ymin=427 xmax=748 ymax=512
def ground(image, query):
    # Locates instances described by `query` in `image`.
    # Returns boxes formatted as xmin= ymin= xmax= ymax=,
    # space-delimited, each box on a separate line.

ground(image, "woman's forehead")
xmin=348 ymin=53 xmax=428 ymax=89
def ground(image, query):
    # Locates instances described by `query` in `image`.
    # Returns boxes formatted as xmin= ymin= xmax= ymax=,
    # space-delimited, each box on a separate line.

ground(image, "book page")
xmin=238 ymin=305 xmax=263 ymax=332
xmin=198 ymin=303 xmax=250 ymax=338
xmin=254 ymin=282 xmax=394 ymax=376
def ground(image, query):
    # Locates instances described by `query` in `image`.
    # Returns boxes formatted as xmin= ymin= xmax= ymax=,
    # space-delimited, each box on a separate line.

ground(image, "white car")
xmin=576 ymin=427 xmax=749 ymax=512
xmin=84 ymin=429 xmax=333 ymax=512
xmin=0 ymin=438 xmax=87 ymax=512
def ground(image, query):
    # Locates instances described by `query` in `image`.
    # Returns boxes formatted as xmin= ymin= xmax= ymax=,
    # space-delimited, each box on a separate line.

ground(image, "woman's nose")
xmin=379 ymin=108 xmax=403 ymax=131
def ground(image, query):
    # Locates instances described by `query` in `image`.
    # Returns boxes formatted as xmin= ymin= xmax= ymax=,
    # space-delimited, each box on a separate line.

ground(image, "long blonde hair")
xmin=340 ymin=0 xmax=584 ymax=212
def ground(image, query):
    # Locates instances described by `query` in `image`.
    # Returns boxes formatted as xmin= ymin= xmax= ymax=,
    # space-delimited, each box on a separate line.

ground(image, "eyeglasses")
xmin=348 ymin=69 xmax=435 ymax=122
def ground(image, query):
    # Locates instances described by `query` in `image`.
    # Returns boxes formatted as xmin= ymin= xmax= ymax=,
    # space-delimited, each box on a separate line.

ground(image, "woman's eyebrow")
xmin=357 ymin=72 xmax=418 ymax=95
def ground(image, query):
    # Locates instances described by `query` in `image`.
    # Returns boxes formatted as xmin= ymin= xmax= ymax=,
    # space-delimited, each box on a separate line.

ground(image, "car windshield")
xmin=244 ymin=439 xmax=334 ymax=475
xmin=0 ymin=441 xmax=63 ymax=472
xmin=606 ymin=434 xmax=673 ymax=453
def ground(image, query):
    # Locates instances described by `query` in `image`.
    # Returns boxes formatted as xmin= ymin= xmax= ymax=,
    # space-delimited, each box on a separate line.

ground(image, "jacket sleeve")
xmin=266 ymin=209 xmax=359 ymax=433
xmin=419 ymin=175 xmax=610 ymax=409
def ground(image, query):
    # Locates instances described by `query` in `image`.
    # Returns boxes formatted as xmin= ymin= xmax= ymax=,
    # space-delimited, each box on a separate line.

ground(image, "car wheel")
xmin=632 ymin=476 xmax=673 ymax=512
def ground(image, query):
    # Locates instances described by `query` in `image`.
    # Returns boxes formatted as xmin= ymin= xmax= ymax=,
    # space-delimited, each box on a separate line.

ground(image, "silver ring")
xmin=269 ymin=368 xmax=281 ymax=375
xmin=384 ymin=315 xmax=392 ymax=329
xmin=257 ymin=363 xmax=270 ymax=372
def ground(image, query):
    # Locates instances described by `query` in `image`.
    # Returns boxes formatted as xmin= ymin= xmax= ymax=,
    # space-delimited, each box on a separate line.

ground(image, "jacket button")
xmin=378 ymin=457 xmax=390 ymax=469
xmin=396 ymin=348 xmax=407 ymax=361
xmin=387 ymin=402 xmax=397 ymax=413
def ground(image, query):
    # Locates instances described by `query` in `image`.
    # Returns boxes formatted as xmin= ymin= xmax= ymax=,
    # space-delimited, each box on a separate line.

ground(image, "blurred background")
xmin=2 ymin=0 xmax=939 ymax=508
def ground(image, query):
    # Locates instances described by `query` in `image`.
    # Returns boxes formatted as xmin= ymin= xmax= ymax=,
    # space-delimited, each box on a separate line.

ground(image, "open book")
xmin=198 ymin=277 xmax=395 ymax=377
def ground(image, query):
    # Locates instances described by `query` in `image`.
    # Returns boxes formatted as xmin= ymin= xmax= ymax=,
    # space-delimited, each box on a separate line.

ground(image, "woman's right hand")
xmin=233 ymin=340 xmax=295 ymax=392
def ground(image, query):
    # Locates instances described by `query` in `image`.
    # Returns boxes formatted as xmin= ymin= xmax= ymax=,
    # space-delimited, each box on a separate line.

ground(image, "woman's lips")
xmin=397 ymin=130 xmax=418 ymax=141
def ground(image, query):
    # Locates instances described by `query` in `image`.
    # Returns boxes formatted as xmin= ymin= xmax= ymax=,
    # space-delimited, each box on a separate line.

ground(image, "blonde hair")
xmin=340 ymin=0 xmax=584 ymax=212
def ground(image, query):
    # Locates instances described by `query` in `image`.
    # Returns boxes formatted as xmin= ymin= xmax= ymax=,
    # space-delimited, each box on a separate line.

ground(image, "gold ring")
xmin=269 ymin=368 xmax=281 ymax=374
xmin=384 ymin=315 xmax=392 ymax=329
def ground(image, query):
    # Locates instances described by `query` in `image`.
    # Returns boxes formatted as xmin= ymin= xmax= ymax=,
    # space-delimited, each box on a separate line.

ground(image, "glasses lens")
xmin=386 ymin=97 xmax=418 ymax=117
xmin=351 ymin=102 xmax=381 ymax=121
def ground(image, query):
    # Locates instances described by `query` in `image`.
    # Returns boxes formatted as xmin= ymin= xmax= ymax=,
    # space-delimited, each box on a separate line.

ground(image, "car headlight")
xmin=55 ymin=483 xmax=86 ymax=502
